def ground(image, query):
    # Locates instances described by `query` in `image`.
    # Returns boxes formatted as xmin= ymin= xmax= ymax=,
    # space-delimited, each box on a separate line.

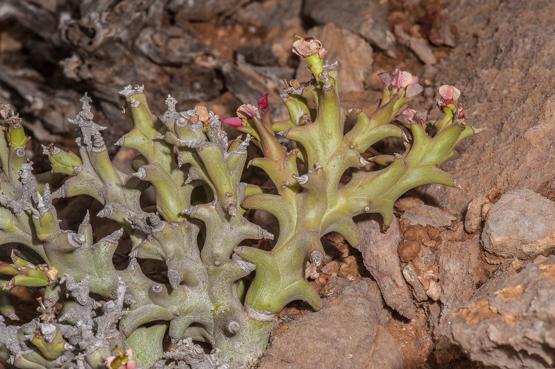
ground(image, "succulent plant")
xmin=0 ymin=35 xmax=476 ymax=368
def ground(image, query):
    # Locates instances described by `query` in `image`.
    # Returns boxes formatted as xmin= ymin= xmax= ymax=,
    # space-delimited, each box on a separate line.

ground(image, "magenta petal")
xmin=258 ymin=94 xmax=269 ymax=113
xmin=222 ymin=117 xmax=243 ymax=127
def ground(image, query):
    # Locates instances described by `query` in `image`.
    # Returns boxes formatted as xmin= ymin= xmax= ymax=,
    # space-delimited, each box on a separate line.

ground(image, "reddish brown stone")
xmin=398 ymin=240 xmax=421 ymax=263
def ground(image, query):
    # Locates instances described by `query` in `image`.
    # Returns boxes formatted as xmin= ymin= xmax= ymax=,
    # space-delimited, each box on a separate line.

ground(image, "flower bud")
xmin=43 ymin=144 xmax=82 ymax=175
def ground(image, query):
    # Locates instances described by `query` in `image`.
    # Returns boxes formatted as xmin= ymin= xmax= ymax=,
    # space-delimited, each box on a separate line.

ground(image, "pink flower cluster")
xmin=223 ymin=94 xmax=269 ymax=127
xmin=378 ymin=69 xmax=424 ymax=98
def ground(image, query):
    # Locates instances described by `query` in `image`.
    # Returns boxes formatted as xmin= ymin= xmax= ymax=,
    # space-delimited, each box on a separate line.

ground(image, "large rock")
xmin=303 ymin=0 xmax=396 ymax=57
xmin=258 ymin=278 xmax=403 ymax=369
xmin=482 ymin=190 xmax=555 ymax=259
xmin=442 ymin=256 xmax=555 ymax=369
xmin=421 ymin=0 xmax=555 ymax=214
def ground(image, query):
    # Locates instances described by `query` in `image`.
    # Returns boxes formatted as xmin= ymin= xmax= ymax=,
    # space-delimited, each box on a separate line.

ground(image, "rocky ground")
xmin=1 ymin=0 xmax=555 ymax=368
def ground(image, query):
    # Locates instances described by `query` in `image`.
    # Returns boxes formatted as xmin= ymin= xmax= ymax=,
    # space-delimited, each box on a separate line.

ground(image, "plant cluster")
xmin=0 ymin=36 xmax=476 ymax=368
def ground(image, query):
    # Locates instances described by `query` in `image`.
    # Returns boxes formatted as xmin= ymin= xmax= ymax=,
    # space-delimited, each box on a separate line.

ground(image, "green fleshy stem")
xmin=48 ymin=149 xmax=82 ymax=176
xmin=30 ymin=327 xmax=67 ymax=360
xmin=236 ymin=230 xmax=322 ymax=313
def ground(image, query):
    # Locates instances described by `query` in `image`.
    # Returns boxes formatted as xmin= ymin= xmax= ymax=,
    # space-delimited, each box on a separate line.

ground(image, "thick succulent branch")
xmin=228 ymin=35 xmax=477 ymax=317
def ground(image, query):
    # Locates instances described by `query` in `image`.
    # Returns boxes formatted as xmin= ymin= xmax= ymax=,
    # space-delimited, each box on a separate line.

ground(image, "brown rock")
xmin=464 ymin=195 xmax=490 ymax=233
xmin=418 ymin=9 xmax=457 ymax=47
xmin=421 ymin=238 xmax=438 ymax=248
xmin=439 ymin=235 xmax=484 ymax=314
xmin=442 ymin=255 xmax=555 ymax=369
xmin=538 ymin=178 xmax=555 ymax=201
xmin=237 ymin=44 xmax=279 ymax=67
xmin=231 ymin=0 xmax=302 ymax=32
xmin=426 ymin=280 xmax=441 ymax=301
xmin=427 ymin=227 xmax=440 ymax=240
xmin=481 ymin=202 xmax=493 ymax=221
xmin=401 ymin=205 xmax=456 ymax=227
xmin=398 ymin=240 xmax=421 ymax=263
xmin=404 ymin=226 xmax=432 ymax=245
xmin=338 ymin=255 xmax=359 ymax=278
xmin=394 ymin=197 xmax=424 ymax=212
xmin=402 ymin=264 xmax=428 ymax=302
xmin=303 ymin=0 xmax=396 ymax=57
xmin=321 ymin=260 xmax=340 ymax=276
xmin=411 ymin=245 xmax=437 ymax=274
xmin=394 ymin=25 xmax=437 ymax=65
xmin=356 ymin=214 xmax=416 ymax=319
xmin=408 ymin=37 xmax=437 ymax=65
xmin=482 ymin=190 xmax=555 ymax=259
xmin=296 ymin=24 xmax=373 ymax=93
xmin=421 ymin=0 xmax=555 ymax=215
xmin=258 ymin=278 xmax=404 ymax=369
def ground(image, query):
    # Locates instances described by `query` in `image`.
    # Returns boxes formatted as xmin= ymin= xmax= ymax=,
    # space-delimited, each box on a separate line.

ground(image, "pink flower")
xmin=379 ymin=69 xmax=423 ymax=98
xmin=438 ymin=85 xmax=460 ymax=105
xmin=222 ymin=102 xmax=261 ymax=128
xmin=392 ymin=69 xmax=419 ymax=89
xmin=222 ymin=94 xmax=273 ymax=131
